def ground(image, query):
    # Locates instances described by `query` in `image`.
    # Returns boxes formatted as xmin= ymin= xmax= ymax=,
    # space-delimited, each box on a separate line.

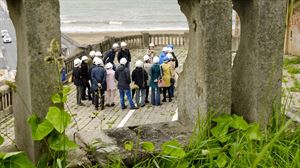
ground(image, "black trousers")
xmin=94 ymin=89 xmax=105 ymax=110
xmin=162 ymin=87 xmax=171 ymax=101
xmin=145 ymin=86 xmax=150 ymax=102
xmin=82 ymin=79 xmax=91 ymax=99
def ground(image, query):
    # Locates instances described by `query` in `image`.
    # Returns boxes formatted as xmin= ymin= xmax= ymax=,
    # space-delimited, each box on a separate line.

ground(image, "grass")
xmin=286 ymin=66 xmax=300 ymax=74
xmin=283 ymin=57 xmax=300 ymax=68
xmin=104 ymin=108 xmax=300 ymax=168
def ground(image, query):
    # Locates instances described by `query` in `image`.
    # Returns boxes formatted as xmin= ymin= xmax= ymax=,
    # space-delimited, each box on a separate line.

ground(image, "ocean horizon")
xmin=59 ymin=0 xmax=189 ymax=33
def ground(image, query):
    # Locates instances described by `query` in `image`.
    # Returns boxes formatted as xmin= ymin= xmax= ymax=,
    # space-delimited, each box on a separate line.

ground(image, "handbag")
xmin=130 ymin=82 xmax=139 ymax=90
xmin=158 ymin=79 xmax=165 ymax=88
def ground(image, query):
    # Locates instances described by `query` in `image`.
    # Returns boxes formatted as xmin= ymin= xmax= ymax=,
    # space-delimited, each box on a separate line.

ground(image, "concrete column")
xmin=232 ymin=0 xmax=287 ymax=128
xmin=142 ymin=32 xmax=150 ymax=48
xmin=177 ymin=0 xmax=232 ymax=127
xmin=7 ymin=0 xmax=61 ymax=163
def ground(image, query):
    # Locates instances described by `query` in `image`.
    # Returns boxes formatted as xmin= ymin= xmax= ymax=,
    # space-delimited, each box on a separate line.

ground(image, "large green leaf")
xmin=215 ymin=153 xmax=227 ymax=168
xmin=212 ymin=114 xmax=233 ymax=124
xmin=46 ymin=107 xmax=71 ymax=133
xmin=124 ymin=141 xmax=133 ymax=151
xmin=211 ymin=123 xmax=230 ymax=143
xmin=230 ymin=114 xmax=249 ymax=130
xmin=48 ymin=133 xmax=78 ymax=151
xmin=0 ymin=135 xmax=4 ymax=145
xmin=2 ymin=153 xmax=35 ymax=168
xmin=247 ymin=123 xmax=262 ymax=141
xmin=141 ymin=141 xmax=155 ymax=152
xmin=28 ymin=115 xmax=54 ymax=141
xmin=63 ymin=86 xmax=71 ymax=96
xmin=161 ymin=140 xmax=186 ymax=159
xmin=51 ymin=93 xmax=62 ymax=104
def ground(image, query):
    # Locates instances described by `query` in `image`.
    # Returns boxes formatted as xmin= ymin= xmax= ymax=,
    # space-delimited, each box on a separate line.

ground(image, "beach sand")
xmin=65 ymin=30 xmax=188 ymax=46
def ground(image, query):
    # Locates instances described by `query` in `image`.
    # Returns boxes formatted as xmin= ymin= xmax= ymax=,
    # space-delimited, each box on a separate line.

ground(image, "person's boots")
xmin=100 ymin=95 xmax=105 ymax=110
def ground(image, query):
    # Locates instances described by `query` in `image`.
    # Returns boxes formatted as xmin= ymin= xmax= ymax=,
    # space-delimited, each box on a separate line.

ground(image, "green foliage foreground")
xmin=107 ymin=114 xmax=300 ymax=168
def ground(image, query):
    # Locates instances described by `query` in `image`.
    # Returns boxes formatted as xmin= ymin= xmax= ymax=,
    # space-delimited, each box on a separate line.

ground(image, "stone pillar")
xmin=177 ymin=0 xmax=232 ymax=127
xmin=142 ymin=32 xmax=150 ymax=48
xmin=232 ymin=0 xmax=286 ymax=128
xmin=7 ymin=0 xmax=61 ymax=163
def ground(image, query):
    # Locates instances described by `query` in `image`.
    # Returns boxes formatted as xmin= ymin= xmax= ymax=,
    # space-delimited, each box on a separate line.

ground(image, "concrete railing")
xmin=0 ymin=85 xmax=13 ymax=121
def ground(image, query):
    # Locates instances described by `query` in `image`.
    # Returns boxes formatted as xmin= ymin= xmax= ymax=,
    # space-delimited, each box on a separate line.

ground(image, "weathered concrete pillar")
xmin=7 ymin=0 xmax=61 ymax=163
xmin=232 ymin=0 xmax=286 ymax=128
xmin=142 ymin=32 xmax=150 ymax=48
xmin=177 ymin=0 xmax=232 ymax=127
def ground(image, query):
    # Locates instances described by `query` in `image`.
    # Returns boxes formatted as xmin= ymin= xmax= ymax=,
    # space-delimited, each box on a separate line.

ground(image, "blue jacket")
xmin=149 ymin=63 xmax=161 ymax=88
xmin=159 ymin=52 xmax=167 ymax=65
xmin=103 ymin=49 xmax=116 ymax=64
xmin=91 ymin=66 xmax=107 ymax=91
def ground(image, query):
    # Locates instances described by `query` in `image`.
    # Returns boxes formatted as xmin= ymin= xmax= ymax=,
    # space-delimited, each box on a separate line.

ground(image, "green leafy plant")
xmin=27 ymin=39 xmax=77 ymax=167
xmin=0 ymin=135 xmax=35 ymax=168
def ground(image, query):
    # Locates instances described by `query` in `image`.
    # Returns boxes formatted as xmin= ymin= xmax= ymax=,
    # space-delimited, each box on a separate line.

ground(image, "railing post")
xmin=142 ymin=32 xmax=150 ymax=48
xmin=184 ymin=31 xmax=189 ymax=48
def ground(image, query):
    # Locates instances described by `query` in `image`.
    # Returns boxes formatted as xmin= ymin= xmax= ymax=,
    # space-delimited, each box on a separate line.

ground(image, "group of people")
xmin=72 ymin=41 xmax=178 ymax=111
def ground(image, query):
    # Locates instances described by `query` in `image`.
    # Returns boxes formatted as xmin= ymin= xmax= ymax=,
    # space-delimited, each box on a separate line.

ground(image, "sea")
xmin=59 ymin=0 xmax=189 ymax=33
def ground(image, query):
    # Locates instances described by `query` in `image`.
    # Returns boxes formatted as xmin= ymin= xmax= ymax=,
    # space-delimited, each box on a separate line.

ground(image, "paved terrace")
xmin=0 ymin=47 xmax=188 ymax=147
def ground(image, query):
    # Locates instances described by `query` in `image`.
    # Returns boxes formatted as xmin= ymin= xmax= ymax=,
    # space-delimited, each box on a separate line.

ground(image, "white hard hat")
xmin=143 ymin=55 xmax=150 ymax=62
xmin=105 ymin=62 xmax=113 ymax=69
xmin=81 ymin=56 xmax=88 ymax=61
xmin=149 ymin=43 xmax=155 ymax=47
xmin=93 ymin=57 xmax=100 ymax=64
xmin=95 ymin=51 xmax=102 ymax=57
xmin=166 ymin=53 xmax=173 ymax=59
xmin=121 ymin=41 xmax=127 ymax=47
xmin=162 ymin=47 xmax=168 ymax=52
xmin=112 ymin=43 xmax=119 ymax=49
xmin=167 ymin=47 xmax=173 ymax=53
xmin=120 ymin=58 xmax=127 ymax=65
xmin=135 ymin=60 xmax=143 ymax=68
xmin=95 ymin=58 xmax=104 ymax=66
xmin=89 ymin=51 xmax=96 ymax=57
xmin=153 ymin=56 xmax=159 ymax=64
xmin=74 ymin=58 xmax=81 ymax=67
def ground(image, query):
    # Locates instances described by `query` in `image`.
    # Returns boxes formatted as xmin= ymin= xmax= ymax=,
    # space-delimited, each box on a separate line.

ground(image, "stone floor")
xmin=0 ymin=47 xmax=188 ymax=147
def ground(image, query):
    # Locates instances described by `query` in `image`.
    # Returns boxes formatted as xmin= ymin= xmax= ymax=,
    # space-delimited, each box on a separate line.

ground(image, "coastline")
xmin=64 ymin=29 xmax=188 ymax=46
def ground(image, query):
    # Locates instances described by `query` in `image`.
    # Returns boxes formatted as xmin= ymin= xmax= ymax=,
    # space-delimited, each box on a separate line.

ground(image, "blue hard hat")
xmin=167 ymin=44 xmax=174 ymax=49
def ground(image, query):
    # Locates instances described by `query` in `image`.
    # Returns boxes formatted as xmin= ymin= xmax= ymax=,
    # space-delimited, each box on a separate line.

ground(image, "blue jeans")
xmin=151 ymin=87 xmax=161 ymax=106
xmin=119 ymin=89 xmax=135 ymax=108
xmin=135 ymin=88 xmax=146 ymax=107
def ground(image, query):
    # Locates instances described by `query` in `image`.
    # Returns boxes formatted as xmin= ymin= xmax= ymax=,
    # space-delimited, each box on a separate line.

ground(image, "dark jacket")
xmin=149 ymin=63 xmax=161 ymax=88
xmin=115 ymin=65 xmax=131 ymax=90
xmin=172 ymin=53 xmax=179 ymax=68
xmin=89 ymin=64 xmax=96 ymax=80
xmin=72 ymin=67 xmax=83 ymax=86
xmin=132 ymin=67 xmax=148 ymax=89
xmin=103 ymin=49 xmax=116 ymax=64
xmin=91 ymin=66 xmax=107 ymax=91
xmin=117 ymin=48 xmax=131 ymax=63
xmin=81 ymin=62 xmax=90 ymax=80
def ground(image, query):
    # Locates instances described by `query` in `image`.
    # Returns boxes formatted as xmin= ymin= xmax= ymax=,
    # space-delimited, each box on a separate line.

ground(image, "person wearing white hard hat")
xmin=115 ymin=58 xmax=138 ymax=110
xmin=103 ymin=43 xmax=120 ymax=71
xmin=131 ymin=60 xmax=148 ymax=107
xmin=147 ymin=43 xmax=156 ymax=59
xmin=118 ymin=41 xmax=131 ymax=70
xmin=95 ymin=51 xmax=103 ymax=58
xmin=159 ymin=47 xmax=169 ymax=64
xmin=143 ymin=55 xmax=152 ymax=103
xmin=91 ymin=58 xmax=107 ymax=110
xmin=161 ymin=56 xmax=172 ymax=102
xmin=81 ymin=56 xmax=92 ymax=101
xmin=89 ymin=51 xmax=96 ymax=58
xmin=149 ymin=56 xmax=162 ymax=106
xmin=73 ymin=58 xmax=84 ymax=106
xmin=105 ymin=63 xmax=116 ymax=107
